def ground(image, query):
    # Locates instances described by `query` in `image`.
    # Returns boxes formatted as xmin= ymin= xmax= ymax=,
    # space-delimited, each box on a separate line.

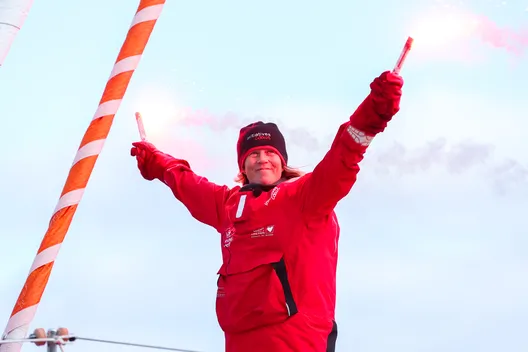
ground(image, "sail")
xmin=0 ymin=0 xmax=34 ymax=65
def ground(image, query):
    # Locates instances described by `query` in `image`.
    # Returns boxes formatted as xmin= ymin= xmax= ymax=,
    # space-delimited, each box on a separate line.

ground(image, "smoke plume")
xmin=365 ymin=138 xmax=528 ymax=194
xmin=174 ymin=107 xmax=322 ymax=151
xmin=475 ymin=15 xmax=528 ymax=55
xmin=168 ymin=109 xmax=528 ymax=193
xmin=369 ymin=138 xmax=495 ymax=174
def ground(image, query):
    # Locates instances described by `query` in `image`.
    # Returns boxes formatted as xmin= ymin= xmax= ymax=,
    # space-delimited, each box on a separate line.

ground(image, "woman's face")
xmin=244 ymin=148 xmax=283 ymax=185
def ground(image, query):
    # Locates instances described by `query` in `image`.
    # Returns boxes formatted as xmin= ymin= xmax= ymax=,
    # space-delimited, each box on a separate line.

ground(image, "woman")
xmin=131 ymin=70 xmax=404 ymax=352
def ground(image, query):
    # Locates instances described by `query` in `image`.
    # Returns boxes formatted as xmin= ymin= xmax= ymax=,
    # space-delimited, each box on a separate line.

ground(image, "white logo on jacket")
xmin=224 ymin=226 xmax=235 ymax=247
xmin=264 ymin=187 xmax=280 ymax=206
xmin=250 ymin=225 xmax=275 ymax=238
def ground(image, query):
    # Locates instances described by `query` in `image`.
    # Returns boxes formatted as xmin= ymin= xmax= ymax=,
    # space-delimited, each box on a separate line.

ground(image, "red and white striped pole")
xmin=1 ymin=1 xmax=166 ymax=350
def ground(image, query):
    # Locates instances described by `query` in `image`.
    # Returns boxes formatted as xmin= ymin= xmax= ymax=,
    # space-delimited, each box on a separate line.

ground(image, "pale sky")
xmin=1 ymin=0 xmax=527 ymax=351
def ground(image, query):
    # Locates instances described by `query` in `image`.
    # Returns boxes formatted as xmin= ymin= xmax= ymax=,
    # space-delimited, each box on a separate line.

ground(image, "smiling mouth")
xmin=256 ymin=168 xmax=272 ymax=171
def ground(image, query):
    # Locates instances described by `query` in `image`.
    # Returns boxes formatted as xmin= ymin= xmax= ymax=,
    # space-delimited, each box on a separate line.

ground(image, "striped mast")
xmin=0 ymin=0 xmax=34 ymax=66
xmin=0 ymin=1 xmax=166 ymax=350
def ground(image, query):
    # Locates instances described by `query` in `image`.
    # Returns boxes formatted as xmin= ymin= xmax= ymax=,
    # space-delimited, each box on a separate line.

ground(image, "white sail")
xmin=0 ymin=0 xmax=34 ymax=66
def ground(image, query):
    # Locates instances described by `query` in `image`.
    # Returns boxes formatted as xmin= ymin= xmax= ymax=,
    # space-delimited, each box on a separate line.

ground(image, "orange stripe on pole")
xmin=39 ymin=207 xmax=78 ymax=250
xmin=12 ymin=265 xmax=53 ymax=316
xmin=1 ymin=1 xmax=166 ymax=350
xmin=61 ymin=156 xmax=98 ymax=196
xmin=116 ymin=24 xmax=157 ymax=62
xmin=79 ymin=117 xmax=115 ymax=148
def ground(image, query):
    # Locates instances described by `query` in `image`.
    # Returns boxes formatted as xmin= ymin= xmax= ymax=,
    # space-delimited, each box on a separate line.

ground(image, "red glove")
xmin=350 ymin=71 xmax=403 ymax=135
xmin=130 ymin=141 xmax=189 ymax=182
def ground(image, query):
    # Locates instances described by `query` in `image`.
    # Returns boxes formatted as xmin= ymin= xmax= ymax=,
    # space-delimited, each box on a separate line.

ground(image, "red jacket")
xmin=133 ymin=71 xmax=402 ymax=351
xmin=157 ymin=119 xmax=369 ymax=351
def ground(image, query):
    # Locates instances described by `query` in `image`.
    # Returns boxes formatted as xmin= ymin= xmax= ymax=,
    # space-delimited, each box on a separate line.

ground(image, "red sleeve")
xmin=161 ymin=161 xmax=233 ymax=231
xmin=295 ymin=120 xmax=372 ymax=218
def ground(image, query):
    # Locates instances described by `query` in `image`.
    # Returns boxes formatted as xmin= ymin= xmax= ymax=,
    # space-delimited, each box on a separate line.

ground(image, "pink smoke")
xmin=475 ymin=15 xmax=528 ymax=55
xmin=410 ymin=8 xmax=528 ymax=62
xmin=369 ymin=139 xmax=495 ymax=174
xmin=174 ymin=107 xmax=322 ymax=151
xmin=157 ymin=108 xmax=528 ymax=193
xmin=158 ymin=136 xmax=218 ymax=172
xmin=366 ymin=138 xmax=528 ymax=194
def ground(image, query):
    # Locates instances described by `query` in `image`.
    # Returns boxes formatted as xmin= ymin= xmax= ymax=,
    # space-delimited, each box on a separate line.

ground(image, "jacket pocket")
xmin=216 ymin=256 xmax=295 ymax=333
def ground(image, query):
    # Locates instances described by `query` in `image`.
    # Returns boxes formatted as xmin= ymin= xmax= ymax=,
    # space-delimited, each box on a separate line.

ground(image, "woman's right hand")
xmin=130 ymin=141 xmax=163 ymax=181
xmin=131 ymin=141 xmax=188 ymax=182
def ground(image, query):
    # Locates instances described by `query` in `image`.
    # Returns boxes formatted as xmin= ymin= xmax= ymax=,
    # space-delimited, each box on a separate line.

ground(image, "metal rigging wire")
xmin=0 ymin=334 xmax=203 ymax=352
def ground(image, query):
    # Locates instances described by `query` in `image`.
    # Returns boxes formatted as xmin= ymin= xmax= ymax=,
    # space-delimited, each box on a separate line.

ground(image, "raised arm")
xmin=131 ymin=141 xmax=232 ymax=231
xmin=296 ymin=71 xmax=403 ymax=218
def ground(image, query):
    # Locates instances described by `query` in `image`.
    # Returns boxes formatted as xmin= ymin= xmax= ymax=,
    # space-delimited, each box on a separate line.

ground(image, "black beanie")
xmin=237 ymin=121 xmax=288 ymax=170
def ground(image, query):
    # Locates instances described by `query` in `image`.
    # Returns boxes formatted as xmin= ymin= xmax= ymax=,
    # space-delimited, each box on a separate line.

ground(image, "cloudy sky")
xmin=1 ymin=0 xmax=527 ymax=351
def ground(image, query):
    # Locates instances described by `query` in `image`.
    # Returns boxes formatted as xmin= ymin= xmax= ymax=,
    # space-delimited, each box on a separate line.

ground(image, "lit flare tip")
xmin=135 ymin=112 xmax=147 ymax=141
xmin=393 ymin=36 xmax=414 ymax=74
